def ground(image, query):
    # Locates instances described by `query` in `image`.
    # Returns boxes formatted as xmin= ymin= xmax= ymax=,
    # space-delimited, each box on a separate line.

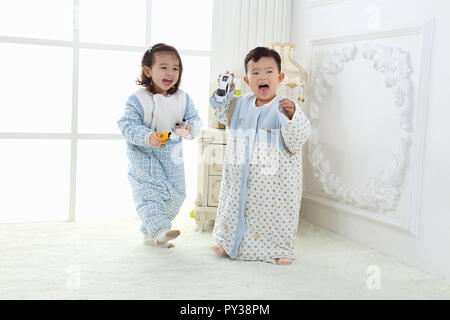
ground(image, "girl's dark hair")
xmin=136 ymin=43 xmax=183 ymax=94
xmin=244 ymin=47 xmax=282 ymax=74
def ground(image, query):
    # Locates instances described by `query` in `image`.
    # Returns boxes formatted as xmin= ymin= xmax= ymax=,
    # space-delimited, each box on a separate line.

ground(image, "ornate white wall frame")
xmin=310 ymin=43 xmax=413 ymax=212
xmin=303 ymin=20 xmax=434 ymax=236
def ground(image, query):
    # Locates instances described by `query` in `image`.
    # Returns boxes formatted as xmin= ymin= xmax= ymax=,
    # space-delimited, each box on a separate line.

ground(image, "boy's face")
xmin=244 ymin=56 xmax=284 ymax=104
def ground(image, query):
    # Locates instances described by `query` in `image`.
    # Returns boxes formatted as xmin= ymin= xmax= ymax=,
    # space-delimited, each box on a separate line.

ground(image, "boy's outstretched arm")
xmin=209 ymin=71 xmax=238 ymax=127
xmin=117 ymin=95 xmax=153 ymax=148
xmin=278 ymin=98 xmax=311 ymax=155
xmin=209 ymin=90 xmax=236 ymax=127
xmin=181 ymin=93 xmax=203 ymax=140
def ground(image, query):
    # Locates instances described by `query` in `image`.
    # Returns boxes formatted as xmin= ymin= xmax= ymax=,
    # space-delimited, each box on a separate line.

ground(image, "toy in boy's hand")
xmin=215 ymin=73 xmax=234 ymax=102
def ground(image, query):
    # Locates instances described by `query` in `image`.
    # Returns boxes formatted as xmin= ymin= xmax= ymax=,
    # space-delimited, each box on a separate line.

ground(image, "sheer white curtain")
xmin=210 ymin=0 xmax=292 ymax=89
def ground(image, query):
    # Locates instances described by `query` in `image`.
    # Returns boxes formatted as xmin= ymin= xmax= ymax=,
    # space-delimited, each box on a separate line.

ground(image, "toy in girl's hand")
xmin=174 ymin=118 xmax=192 ymax=138
xmin=157 ymin=131 xmax=171 ymax=146
xmin=175 ymin=118 xmax=187 ymax=129
xmin=215 ymin=73 xmax=234 ymax=102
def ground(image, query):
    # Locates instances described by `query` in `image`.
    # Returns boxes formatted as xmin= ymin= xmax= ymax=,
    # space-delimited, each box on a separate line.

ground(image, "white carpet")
xmin=1 ymin=209 xmax=450 ymax=300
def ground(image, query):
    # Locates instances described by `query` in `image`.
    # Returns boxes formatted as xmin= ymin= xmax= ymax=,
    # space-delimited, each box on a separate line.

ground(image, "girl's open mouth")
xmin=163 ymin=79 xmax=173 ymax=86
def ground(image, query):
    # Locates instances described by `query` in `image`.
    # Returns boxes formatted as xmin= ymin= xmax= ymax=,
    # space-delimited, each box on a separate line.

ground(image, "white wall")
xmin=292 ymin=0 xmax=450 ymax=278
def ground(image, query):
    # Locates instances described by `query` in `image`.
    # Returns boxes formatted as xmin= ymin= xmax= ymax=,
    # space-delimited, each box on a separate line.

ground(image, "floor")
xmin=1 ymin=208 xmax=450 ymax=300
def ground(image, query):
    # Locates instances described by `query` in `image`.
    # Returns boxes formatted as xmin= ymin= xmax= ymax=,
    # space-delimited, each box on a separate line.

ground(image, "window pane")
xmin=76 ymin=140 xmax=136 ymax=220
xmin=0 ymin=0 xmax=73 ymax=40
xmin=79 ymin=0 xmax=146 ymax=46
xmin=180 ymin=55 xmax=210 ymax=131
xmin=151 ymin=0 xmax=212 ymax=51
xmin=182 ymin=138 xmax=199 ymax=210
xmin=0 ymin=43 xmax=72 ymax=133
xmin=78 ymin=49 xmax=142 ymax=134
xmin=0 ymin=140 xmax=70 ymax=223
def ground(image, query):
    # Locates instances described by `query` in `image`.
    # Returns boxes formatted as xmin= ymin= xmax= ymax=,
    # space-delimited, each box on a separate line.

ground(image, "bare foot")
xmin=211 ymin=245 xmax=228 ymax=257
xmin=276 ymin=258 xmax=293 ymax=265
xmin=165 ymin=230 xmax=181 ymax=238
xmin=167 ymin=243 xmax=175 ymax=249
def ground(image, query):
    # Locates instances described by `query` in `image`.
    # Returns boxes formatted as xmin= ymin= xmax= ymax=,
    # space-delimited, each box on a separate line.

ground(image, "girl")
xmin=118 ymin=43 xmax=202 ymax=248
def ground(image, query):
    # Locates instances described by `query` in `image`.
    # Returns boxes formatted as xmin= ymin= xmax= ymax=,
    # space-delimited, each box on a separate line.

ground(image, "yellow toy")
xmin=156 ymin=119 xmax=187 ymax=147
xmin=157 ymin=131 xmax=171 ymax=146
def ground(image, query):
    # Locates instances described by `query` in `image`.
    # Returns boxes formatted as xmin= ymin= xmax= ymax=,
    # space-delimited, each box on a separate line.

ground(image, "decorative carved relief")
xmin=308 ymin=43 xmax=414 ymax=212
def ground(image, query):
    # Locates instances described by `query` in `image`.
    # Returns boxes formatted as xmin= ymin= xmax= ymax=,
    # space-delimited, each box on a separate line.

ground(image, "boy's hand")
xmin=279 ymin=98 xmax=296 ymax=120
xmin=149 ymin=132 xmax=162 ymax=147
xmin=218 ymin=71 xmax=235 ymax=91
xmin=175 ymin=122 xmax=191 ymax=137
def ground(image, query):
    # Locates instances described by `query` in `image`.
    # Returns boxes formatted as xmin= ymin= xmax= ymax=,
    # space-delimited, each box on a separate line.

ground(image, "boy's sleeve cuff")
xmin=210 ymin=90 xmax=235 ymax=107
xmin=278 ymin=102 xmax=299 ymax=127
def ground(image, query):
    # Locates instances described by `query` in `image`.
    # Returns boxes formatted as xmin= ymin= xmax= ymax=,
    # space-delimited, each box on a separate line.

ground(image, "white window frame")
xmin=0 ymin=0 xmax=212 ymax=222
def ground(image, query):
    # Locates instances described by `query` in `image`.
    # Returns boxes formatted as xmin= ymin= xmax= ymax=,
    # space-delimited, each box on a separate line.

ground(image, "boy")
xmin=209 ymin=46 xmax=311 ymax=265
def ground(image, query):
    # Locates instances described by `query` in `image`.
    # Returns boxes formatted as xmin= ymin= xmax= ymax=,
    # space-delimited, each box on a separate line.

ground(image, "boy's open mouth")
xmin=259 ymin=84 xmax=269 ymax=94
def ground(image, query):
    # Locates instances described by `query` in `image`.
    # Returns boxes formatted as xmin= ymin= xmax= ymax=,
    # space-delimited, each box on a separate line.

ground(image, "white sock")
xmin=154 ymin=228 xmax=180 ymax=246
xmin=143 ymin=234 xmax=174 ymax=248
xmin=143 ymin=234 xmax=155 ymax=246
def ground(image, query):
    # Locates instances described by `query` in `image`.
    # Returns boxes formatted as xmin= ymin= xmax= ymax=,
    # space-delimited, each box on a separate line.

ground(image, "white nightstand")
xmin=192 ymin=128 xmax=228 ymax=231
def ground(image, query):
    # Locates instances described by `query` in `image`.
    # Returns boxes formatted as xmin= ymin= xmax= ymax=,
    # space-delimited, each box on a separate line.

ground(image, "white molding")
xmin=308 ymin=0 xmax=350 ymax=9
xmin=305 ymin=20 xmax=434 ymax=236
xmin=408 ymin=19 xmax=434 ymax=236
xmin=308 ymin=26 xmax=423 ymax=47
xmin=303 ymin=192 xmax=411 ymax=233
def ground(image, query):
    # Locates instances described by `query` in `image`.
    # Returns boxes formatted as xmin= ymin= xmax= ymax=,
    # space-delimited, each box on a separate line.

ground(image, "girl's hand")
xmin=279 ymin=98 xmax=296 ymax=120
xmin=218 ymin=71 xmax=235 ymax=91
xmin=175 ymin=122 xmax=191 ymax=137
xmin=149 ymin=132 xmax=162 ymax=147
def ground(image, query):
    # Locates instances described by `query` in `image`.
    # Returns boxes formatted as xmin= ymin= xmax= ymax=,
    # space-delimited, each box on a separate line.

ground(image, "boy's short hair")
xmin=244 ymin=47 xmax=282 ymax=74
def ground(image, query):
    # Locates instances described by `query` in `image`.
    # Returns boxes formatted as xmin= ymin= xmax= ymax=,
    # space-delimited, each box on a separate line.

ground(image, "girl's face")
xmin=143 ymin=52 xmax=180 ymax=95
xmin=243 ymin=56 xmax=284 ymax=106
